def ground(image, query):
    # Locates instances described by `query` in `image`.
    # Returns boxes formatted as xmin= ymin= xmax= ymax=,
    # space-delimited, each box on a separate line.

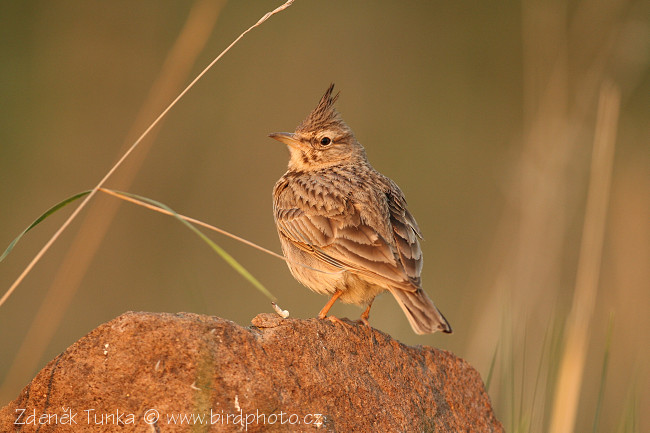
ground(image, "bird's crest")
xmin=296 ymin=84 xmax=350 ymax=135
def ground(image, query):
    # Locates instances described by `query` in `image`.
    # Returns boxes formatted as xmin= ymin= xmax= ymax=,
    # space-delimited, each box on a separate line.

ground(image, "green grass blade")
xmin=542 ymin=311 xmax=566 ymax=432
xmin=485 ymin=341 xmax=499 ymax=392
xmin=616 ymin=381 xmax=638 ymax=433
xmin=518 ymin=324 xmax=527 ymax=432
xmin=0 ymin=190 xmax=91 ymax=263
xmin=528 ymin=310 xmax=553 ymax=433
xmin=592 ymin=313 xmax=614 ymax=433
xmin=112 ymin=190 xmax=277 ymax=302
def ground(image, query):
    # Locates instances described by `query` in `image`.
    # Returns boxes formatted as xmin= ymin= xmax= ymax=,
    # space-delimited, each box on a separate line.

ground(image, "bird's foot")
xmin=319 ymin=315 xmax=357 ymax=331
xmin=355 ymin=316 xmax=371 ymax=328
xmin=355 ymin=302 xmax=373 ymax=329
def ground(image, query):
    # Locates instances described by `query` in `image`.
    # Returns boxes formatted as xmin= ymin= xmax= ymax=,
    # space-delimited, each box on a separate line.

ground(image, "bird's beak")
xmin=268 ymin=132 xmax=302 ymax=149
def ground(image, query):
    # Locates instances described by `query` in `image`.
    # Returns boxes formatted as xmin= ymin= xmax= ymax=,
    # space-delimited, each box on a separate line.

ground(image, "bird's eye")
xmin=320 ymin=137 xmax=332 ymax=146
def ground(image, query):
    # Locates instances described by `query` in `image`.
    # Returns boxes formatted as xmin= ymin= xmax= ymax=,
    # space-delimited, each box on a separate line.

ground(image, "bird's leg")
xmin=358 ymin=300 xmax=374 ymax=328
xmin=318 ymin=290 xmax=354 ymax=328
xmin=318 ymin=290 xmax=343 ymax=320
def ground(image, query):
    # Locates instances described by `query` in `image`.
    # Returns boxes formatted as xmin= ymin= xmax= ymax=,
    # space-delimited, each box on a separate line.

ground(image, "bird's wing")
xmin=274 ymin=185 xmax=421 ymax=290
xmin=385 ymin=187 xmax=423 ymax=288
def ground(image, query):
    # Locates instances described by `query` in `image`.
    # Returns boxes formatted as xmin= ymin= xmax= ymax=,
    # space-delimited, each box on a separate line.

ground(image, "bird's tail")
xmin=389 ymin=288 xmax=452 ymax=335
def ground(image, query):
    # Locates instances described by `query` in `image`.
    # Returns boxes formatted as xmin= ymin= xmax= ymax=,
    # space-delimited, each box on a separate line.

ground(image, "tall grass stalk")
xmin=0 ymin=0 xmax=223 ymax=395
xmin=592 ymin=313 xmax=614 ymax=433
xmin=105 ymin=190 xmax=277 ymax=301
xmin=615 ymin=382 xmax=638 ymax=433
xmin=0 ymin=0 xmax=294 ymax=398
xmin=548 ymin=82 xmax=620 ymax=433
xmin=485 ymin=342 xmax=499 ymax=392
xmin=0 ymin=0 xmax=294 ymax=309
xmin=517 ymin=325 xmax=528 ymax=433
xmin=527 ymin=311 xmax=553 ymax=433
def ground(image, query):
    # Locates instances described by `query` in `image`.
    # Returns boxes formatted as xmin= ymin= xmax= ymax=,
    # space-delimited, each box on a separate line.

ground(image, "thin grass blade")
xmin=528 ymin=309 xmax=554 ymax=433
xmin=485 ymin=341 xmax=499 ymax=392
xmin=108 ymin=190 xmax=276 ymax=301
xmin=1 ymin=191 xmax=91 ymax=263
xmin=1 ymin=0 xmax=294 ymax=309
xmin=592 ymin=313 xmax=614 ymax=433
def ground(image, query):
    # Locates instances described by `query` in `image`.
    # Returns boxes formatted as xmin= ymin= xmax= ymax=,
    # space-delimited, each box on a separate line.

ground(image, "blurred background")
xmin=1 ymin=1 xmax=648 ymax=431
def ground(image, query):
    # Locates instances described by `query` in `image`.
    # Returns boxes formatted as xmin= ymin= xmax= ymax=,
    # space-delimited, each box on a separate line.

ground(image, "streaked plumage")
xmin=270 ymin=84 xmax=451 ymax=335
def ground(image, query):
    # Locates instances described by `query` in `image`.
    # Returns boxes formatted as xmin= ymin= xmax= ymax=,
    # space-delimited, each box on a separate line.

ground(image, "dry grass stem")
xmin=0 ymin=0 xmax=226 ymax=396
xmin=548 ymin=82 xmax=620 ymax=433
xmin=98 ymin=188 xmax=342 ymax=276
xmin=0 ymin=0 xmax=294 ymax=396
xmin=99 ymin=188 xmax=286 ymax=261
xmin=0 ymin=0 xmax=294 ymax=309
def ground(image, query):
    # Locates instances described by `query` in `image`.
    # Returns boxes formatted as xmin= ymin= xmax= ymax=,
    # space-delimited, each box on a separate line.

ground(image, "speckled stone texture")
xmin=1 ymin=311 xmax=503 ymax=432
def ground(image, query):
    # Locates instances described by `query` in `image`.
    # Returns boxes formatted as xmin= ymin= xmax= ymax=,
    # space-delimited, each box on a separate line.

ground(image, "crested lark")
xmin=270 ymin=84 xmax=451 ymax=334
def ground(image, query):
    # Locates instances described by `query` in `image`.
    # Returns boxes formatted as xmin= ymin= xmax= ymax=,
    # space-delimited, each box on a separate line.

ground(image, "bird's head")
xmin=269 ymin=84 xmax=367 ymax=171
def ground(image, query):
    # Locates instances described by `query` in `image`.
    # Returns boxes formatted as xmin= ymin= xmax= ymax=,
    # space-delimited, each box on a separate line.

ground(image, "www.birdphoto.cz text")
xmin=14 ymin=407 xmax=325 ymax=429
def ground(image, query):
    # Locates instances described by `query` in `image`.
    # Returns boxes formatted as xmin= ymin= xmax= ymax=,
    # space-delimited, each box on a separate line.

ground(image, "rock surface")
xmin=1 ymin=311 xmax=503 ymax=432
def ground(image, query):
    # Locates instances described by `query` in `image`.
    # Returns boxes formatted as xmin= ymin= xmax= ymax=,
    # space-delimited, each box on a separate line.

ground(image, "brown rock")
xmin=0 ymin=311 xmax=503 ymax=432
